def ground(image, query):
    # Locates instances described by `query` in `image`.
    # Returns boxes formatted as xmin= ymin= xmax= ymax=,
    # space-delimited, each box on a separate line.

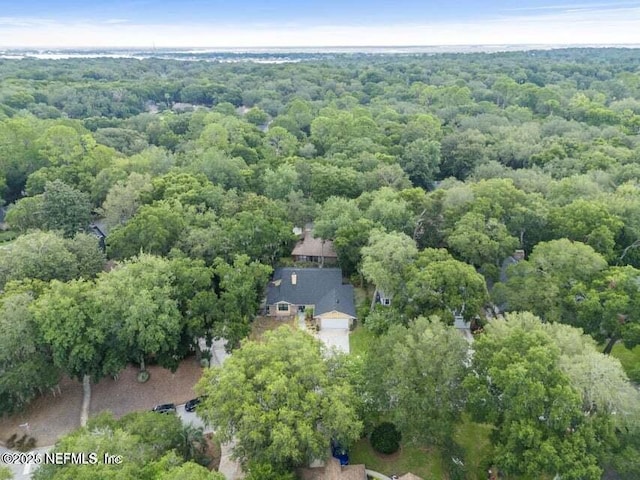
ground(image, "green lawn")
xmin=354 ymin=286 xmax=370 ymax=306
xmin=349 ymin=324 xmax=375 ymax=358
xmin=610 ymin=343 xmax=640 ymax=383
xmin=350 ymin=438 xmax=444 ymax=480
xmin=454 ymin=414 xmax=494 ymax=480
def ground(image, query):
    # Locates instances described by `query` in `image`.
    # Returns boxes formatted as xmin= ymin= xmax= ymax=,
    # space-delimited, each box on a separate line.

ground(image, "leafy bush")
xmin=442 ymin=437 xmax=467 ymax=480
xmin=244 ymin=462 xmax=295 ymax=480
xmin=628 ymin=363 xmax=640 ymax=383
xmin=365 ymin=307 xmax=403 ymax=336
xmin=370 ymin=422 xmax=402 ymax=454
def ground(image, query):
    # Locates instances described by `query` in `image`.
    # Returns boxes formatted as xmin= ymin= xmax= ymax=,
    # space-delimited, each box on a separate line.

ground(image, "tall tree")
xmin=550 ymin=199 xmax=624 ymax=261
xmin=41 ymin=179 xmax=92 ymax=237
xmin=573 ymin=265 xmax=640 ymax=353
xmin=0 ymin=231 xmax=78 ymax=289
xmin=196 ymin=327 xmax=362 ymax=470
xmin=402 ymin=249 xmax=488 ymax=321
xmin=212 ymin=254 xmax=272 ymax=350
xmin=464 ymin=313 xmax=607 ymax=480
xmin=31 ymin=279 xmax=126 ymax=381
xmin=360 ymin=230 xmax=418 ymax=308
xmin=496 ymin=239 xmax=608 ymax=323
xmin=0 ymin=230 xmax=105 ymax=289
xmin=99 ymin=172 xmax=152 ymax=230
xmin=106 ymin=201 xmax=185 ymax=259
xmin=93 ymin=255 xmax=183 ymax=371
xmin=0 ymin=293 xmax=60 ymax=413
xmin=364 ymin=317 xmax=469 ymax=445
xmin=400 ymin=138 xmax=441 ymax=189
xmin=33 ymin=411 xmax=213 ymax=480
xmin=448 ymin=212 xmax=519 ymax=269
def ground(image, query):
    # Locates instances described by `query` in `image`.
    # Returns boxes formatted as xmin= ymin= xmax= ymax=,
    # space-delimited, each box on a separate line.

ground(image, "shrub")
xmin=442 ymin=437 xmax=467 ymax=480
xmin=370 ymin=422 xmax=402 ymax=454
xmin=137 ymin=370 xmax=150 ymax=383
xmin=364 ymin=307 xmax=403 ymax=336
xmin=628 ymin=364 xmax=640 ymax=383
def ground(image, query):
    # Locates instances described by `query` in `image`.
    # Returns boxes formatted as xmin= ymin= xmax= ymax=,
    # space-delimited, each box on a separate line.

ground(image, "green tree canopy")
xmin=33 ymin=411 xmax=211 ymax=480
xmin=106 ymin=201 xmax=185 ymax=259
xmin=0 ymin=292 xmax=60 ymax=414
xmin=464 ymin=312 xmax=615 ymax=480
xmin=196 ymin=327 xmax=362 ymax=470
xmin=364 ymin=317 xmax=469 ymax=446
xmin=402 ymin=249 xmax=488 ymax=321
xmin=496 ymin=238 xmax=608 ymax=323
xmin=41 ymin=179 xmax=92 ymax=237
xmin=360 ymin=229 xmax=418 ymax=303
xmin=0 ymin=230 xmax=103 ymax=289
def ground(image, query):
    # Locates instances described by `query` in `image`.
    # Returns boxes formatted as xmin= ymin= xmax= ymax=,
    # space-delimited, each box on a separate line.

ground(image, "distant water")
xmin=1 ymin=44 xmax=638 ymax=62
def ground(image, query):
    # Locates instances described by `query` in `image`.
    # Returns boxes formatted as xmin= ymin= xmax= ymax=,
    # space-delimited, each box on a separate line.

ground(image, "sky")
xmin=0 ymin=0 xmax=639 ymax=48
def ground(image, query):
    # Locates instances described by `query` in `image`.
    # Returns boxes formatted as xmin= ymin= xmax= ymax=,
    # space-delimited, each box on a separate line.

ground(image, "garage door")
xmin=320 ymin=317 xmax=350 ymax=329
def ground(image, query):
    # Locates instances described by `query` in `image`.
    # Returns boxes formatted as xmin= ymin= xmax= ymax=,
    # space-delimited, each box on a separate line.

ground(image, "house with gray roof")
xmin=266 ymin=267 xmax=356 ymax=331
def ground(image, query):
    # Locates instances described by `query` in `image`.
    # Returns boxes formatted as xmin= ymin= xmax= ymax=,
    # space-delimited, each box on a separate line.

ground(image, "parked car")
xmin=151 ymin=403 xmax=176 ymax=414
xmin=331 ymin=440 xmax=349 ymax=465
xmin=184 ymin=397 xmax=205 ymax=412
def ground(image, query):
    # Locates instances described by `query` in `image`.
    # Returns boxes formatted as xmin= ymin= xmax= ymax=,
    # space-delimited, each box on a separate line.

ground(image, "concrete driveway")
xmin=317 ymin=329 xmax=350 ymax=354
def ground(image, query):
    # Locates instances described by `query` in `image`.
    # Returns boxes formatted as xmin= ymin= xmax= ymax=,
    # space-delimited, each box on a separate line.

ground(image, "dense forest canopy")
xmin=2 ymin=48 xmax=640 ymax=479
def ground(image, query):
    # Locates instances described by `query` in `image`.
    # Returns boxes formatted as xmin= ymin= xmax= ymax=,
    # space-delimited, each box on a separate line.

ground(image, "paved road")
xmin=2 ymin=403 xmax=214 ymax=480
xmin=1 ymin=445 xmax=51 ymax=480
xmin=176 ymin=403 xmax=210 ymax=433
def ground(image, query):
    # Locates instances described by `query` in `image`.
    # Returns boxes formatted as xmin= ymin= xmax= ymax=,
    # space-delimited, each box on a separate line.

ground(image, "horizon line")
xmin=3 ymin=43 xmax=640 ymax=50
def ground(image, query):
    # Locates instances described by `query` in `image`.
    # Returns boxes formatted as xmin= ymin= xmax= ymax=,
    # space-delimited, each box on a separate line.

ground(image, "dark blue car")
xmin=331 ymin=440 xmax=349 ymax=465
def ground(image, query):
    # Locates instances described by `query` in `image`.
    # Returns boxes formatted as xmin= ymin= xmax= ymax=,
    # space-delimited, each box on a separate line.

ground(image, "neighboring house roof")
xmin=499 ymin=249 xmax=525 ymax=283
xmin=292 ymin=228 xmax=337 ymax=258
xmin=267 ymin=268 xmax=355 ymax=317
xmin=399 ymin=474 xmax=424 ymax=480
xmin=298 ymin=458 xmax=366 ymax=480
xmin=93 ymin=219 xmax=109 ymax=235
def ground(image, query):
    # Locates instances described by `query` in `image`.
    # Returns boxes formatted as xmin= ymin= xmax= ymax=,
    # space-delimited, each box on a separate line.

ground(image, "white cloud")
xmin=0 ymin=6 xmax=639 ymax=48
xmin=503 ymin=1 xmax=640 ymax=12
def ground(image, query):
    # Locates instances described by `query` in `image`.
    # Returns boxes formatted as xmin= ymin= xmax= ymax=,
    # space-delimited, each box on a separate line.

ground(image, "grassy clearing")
xmin=350 ymin=437 xmax=444 ymax=480
xmin=354 ymin=286 xmax=369 ymax=306
xmin=349 ymin=324 xmax=375 ymax=358
xmin=610 ymin=343 xmax=640 ymax=382
xmin=454 ymin=414 xmax=494 ymax=480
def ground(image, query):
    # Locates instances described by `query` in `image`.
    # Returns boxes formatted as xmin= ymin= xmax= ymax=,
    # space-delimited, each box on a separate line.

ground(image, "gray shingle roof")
xmin=315 ymin=286 xmax=356 ymax=318
xmin=267 ymin=268 xmax=355 ymax=317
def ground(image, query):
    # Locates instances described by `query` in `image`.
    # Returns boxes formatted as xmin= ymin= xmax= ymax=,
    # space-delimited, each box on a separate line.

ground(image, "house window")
xmin=383 ymin=298 xmax=391 ymax=306
xmin=278 ymin=303 xmax=289 ymax=312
